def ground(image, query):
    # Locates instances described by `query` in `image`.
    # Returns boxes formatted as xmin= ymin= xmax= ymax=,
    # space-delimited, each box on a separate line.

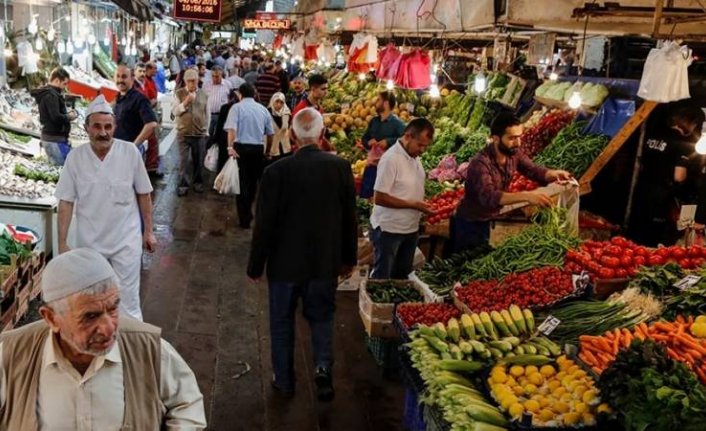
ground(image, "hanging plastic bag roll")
xmin=214 ymin=158 xmax=240 ymax=195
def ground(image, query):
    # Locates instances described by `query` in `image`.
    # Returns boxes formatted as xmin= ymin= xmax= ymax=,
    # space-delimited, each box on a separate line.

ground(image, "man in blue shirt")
xmin=154 ymin=56 xmax=167 ymax=93
xmin=113 ymin=65 xmax=158 ymax=156
xmin=359 ymin=91 xmax=407 ymax=198
xmin=224 ymin=83 xmax=274 ymax=228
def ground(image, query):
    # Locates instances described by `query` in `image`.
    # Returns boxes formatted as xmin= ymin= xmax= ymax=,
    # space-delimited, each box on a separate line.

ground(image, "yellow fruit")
xmin=547 ymin=380 xmax=561 ymax=391
xmin=539 ymin=409 xmax=555 ymax=422
xmin=553 ymin=401 xmax=570 ymax=414
xmin=563 ymin=412 xmax=581 ymax=426
xmin=524 ymin=384 xmax=538 ymax=395
xmin=691 ymin=323 xmax=706 ymax=338
xmin=491 ymin=371 xmax=508 ymax=384
xmin=583 ymin=413 xmax=597 ymax=426
xmin=500 ymin=395 xmax=518 ymax=410
xmin=571 ymin=369 xmax=588 ymax=379
xmin=568 ymin=365 xmax=581 ymax=374
xmin=518 ymin=377 xmax=529 ymax=387
xmin=574 ymin=385 xmax=589 ymax=398
xmin=556 ymin=355 xmax=569 ymax=366
xmin=553 ymin=387 xmax=567 ymax=398
xmin=513 ymin=386 xmax=525 ymax=396
xmin=509 ymin=403 xmax=525 ymax=418
xmin=583 ymin=389 xmax=598 ymax=405
xmin=539 ymin=397 xmax=551 ymax=408
xmin=510 ymin=366 xmax=525 ymax=377
xmin=540 ymin=365 xmax=557 ymax=377
xmin=525 ymin=365 xmax=539 ymax=375
xmin=695 ymin=315 xmax=706 ymax=324
xmin=561 ymin=376 xmax=575 ymax=388
xmin=528 ymin=373 xmax=544 ymax=386
xmin=560 ymin=393 xmax=574 ymax=403
xmin=574 ymin=402 xmax=589 ymax=414
xmin=506 ymin=377 xmax=518 ymax=387
xmin=556 ymin=371 xmax=567 ymax=381
xmin=597 ymin=403 xmax=613 ymax=414
xmin=524 ymin=399 xmax=541 ymax=413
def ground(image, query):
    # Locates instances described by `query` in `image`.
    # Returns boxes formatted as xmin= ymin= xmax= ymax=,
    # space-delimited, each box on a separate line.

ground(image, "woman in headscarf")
xmin=267 ymin=92 xmax=293 ymax=161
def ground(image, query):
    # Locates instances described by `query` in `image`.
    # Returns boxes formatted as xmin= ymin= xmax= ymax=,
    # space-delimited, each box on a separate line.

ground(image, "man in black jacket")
xmin=31 ymin=68 xmax=77 ymax=165
xmin=247 ymin=107 xmax=357 ymax=402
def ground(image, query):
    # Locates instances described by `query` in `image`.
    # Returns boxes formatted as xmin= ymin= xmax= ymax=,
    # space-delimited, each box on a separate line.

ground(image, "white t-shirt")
xmin=370 ymin=141 xmax=425 ymax=234
xmin=55 ymin=139 xmax=153 ymax=255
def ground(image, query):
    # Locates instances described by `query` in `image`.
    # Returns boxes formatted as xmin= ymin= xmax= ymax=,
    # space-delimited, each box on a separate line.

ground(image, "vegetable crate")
xmin=358 ymin=279 xmax=424 ymax=339
xmin=423 ymin=404 xmax=450 ymax=431
xmin=402 ymin=389 xmax=426 ymax=431
xmin=364 ymin=334 xmax=400 ymax=370
xmin=0 ymin=255 xmax=19 ymax=301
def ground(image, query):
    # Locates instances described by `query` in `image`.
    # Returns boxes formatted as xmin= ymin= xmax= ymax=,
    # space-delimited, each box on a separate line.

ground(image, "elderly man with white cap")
xmin=0 ymin=248 xmax=207 ymax=429
xmin=55 ymin=95 xmax=156 ymax=321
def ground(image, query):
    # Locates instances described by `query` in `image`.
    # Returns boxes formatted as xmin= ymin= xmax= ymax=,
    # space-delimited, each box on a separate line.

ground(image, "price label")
xmin=674 ymin=275 xmax=702 ymax=291
xmin=572 ymin=271 xmax=590 ymax=292
xmin=537 ymin=315 xmax=561 ymax=336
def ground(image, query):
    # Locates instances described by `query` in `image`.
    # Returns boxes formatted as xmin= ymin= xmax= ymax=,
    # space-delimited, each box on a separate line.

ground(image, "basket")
xmin=364 ymin=334 xmax=401 ymax=370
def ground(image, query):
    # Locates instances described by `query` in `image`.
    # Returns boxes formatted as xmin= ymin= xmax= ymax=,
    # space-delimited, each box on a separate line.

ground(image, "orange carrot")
xmin=654 ymin=322 xmax=675 ymax=333
xmin=622 ymin=329 xmax=633 ymax=348
xmin=612 ymin=335 xmax=620 ymax=355
xmin=596 ymin=338 xmax=612 ymax=353
xmin=677 ymin=315 xmax=686 ymax=324
xmin=651 ymin=334 xmax=670 ymax=342
xmin=638 ymin=322 xmax=649 ymax=334
xmin=676 ymin=335 xmax=706 ymax=355
xmin=667 ymin=347 xmax=684 ymax=361
xmin=696 ymin=367 xmax=706 ymax=384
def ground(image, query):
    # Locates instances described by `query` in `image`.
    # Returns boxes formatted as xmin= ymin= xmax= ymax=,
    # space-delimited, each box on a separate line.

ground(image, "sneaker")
xmin=194 ymin=184 xmax=205 ymax=193
xmin=177 ymin=187 xmax=188 ymax=197
xmin=314 ymin=367 xmax=334 ymax=402
xmin=270 ymin=379 xmax=295 ymax=399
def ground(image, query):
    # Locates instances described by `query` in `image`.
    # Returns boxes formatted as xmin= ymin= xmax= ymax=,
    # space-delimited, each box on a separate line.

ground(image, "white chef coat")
xmin=370 ymin=141 xmax=425 ymax=234
xmin=55 ymin=139 xmax=153 ymax=256
xmin=0 ymin=331 xmax=207 ymax=430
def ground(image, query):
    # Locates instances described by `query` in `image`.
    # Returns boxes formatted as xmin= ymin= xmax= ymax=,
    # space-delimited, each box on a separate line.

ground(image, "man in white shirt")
xmin=202 ymin=65 xmax=232 ymax=139
xmin=369 ymin=118 xmax=435 ymax=279
xmin=55 ymin=95 xmax=157 ymax=321
xmin=0 ymin=248 xmax=207 ymax=430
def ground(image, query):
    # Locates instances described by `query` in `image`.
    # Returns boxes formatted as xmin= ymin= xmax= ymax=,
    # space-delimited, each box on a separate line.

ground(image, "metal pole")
xmin=623 ymin=121 xmax=648 ymax=230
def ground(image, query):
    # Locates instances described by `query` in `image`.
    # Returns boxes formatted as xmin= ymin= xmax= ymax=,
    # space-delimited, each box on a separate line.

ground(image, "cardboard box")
xmin=338 ymin=265 xmax=369 ymax=291
xmin=358 ymin=279 xmax=422 ymax=338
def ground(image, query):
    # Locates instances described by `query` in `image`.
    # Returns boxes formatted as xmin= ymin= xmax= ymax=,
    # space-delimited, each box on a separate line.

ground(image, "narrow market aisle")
xmin=140 ymin=145 xmax=405 ymax=431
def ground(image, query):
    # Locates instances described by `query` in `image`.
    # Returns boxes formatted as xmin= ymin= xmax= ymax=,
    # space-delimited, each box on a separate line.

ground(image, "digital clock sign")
xmin=174 ymin=0 xmax=222 ymax=23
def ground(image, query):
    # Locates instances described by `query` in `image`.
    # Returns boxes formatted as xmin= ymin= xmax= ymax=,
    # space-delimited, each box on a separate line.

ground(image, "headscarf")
xmin=268 ymin=92 xmax=291 ymax=129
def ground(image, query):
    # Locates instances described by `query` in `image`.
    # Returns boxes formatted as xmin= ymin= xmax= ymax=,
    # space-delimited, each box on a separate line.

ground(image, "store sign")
xmin=243 ymin=19 xmax=291 ymax=30
xmin=256 ymin=12 xmax=278 ymax=20
xmin=173 ymin=0 xmax=222 ymax=23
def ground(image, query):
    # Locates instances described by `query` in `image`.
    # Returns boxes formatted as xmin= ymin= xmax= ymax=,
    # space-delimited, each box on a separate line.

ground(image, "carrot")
xmin=650 ymin=334 xmax=671 ymax=342
xmin=579 ymin=335 xmax=596 ymax=343
xmin=597 ymin=352 xmax=614 ymax=364
xmin=604 ymin=330 xmax=615 ymax=341
xmin=667 ymin=347 xmax=684 ymax=361
xmin=687 ymin=315 xmax=695 ymax=325
xmin=682 ymin=352 xmax=697 ymax=366
xmin=675 ymin=334 xmax=706 ymax=356
xmin=612 ymin=335 xmax=620 ymax=355
xmin=582 ymin=349 xmax=600 ymax=366
xmin=592 ymin=366 xmax=602 ymax=374
xmin=677 ymin=315 xmax=686 ymax=324
xmin=581 ymin=342 xmax=603 ymax=354
xmin=638 ymin=322 xmax=649 ymax=334
xmin=622 ymin=329 xmax=633 ymax=348
xmin=676 ymin=324 xmax=685 ymax=337
xmin=696 ymin=367 xmax=706 ymax=384
xmin=654 ymin=322 xmax=675 ymax=333
xmin=595 ymin=338 xmax=612 ymax=353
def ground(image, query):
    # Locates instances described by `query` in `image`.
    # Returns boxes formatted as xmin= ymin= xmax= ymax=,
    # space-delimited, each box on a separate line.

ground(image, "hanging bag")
xmin=204 ymin=144 xmax=219 ymax=172
xmin=214 ymin=158 xmax=240 ymax=195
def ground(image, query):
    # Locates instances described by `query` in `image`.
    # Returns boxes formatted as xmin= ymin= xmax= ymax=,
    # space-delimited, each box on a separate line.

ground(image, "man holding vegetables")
xmin=370 ymin=118 xmax=435 ymax=279
xmin=453 ymin=113 xmax=572 ymax=252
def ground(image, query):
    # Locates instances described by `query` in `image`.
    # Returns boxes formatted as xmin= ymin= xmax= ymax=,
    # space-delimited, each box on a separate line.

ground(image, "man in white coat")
xmin=55 ymin=95 xmax=157 ymax=321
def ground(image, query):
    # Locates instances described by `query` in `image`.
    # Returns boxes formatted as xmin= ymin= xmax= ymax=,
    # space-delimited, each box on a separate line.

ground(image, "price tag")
xmin=341 ymin=103 xmax=351 ymax=110
xmin=537 ymin=315 xmax=561 ymax=336
xmin=674 ymin=275 xmax=702 ymax=291
xmin=572 ymin=271 xmax=590 ymax=292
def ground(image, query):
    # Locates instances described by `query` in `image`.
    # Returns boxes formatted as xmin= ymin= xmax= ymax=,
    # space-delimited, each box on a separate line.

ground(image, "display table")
xmin=0 ymin=196 xmax=57 ymax=256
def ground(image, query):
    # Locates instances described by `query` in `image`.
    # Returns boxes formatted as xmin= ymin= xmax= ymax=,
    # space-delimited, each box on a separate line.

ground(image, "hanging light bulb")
xmin=130 ymin=45 xmax=137 ymax=56
xmin=35 ymin=37 xmax=43 ymax=51
xmin=28 ymin=18 xmax=38 ymax=35
xmin=3 ymin=48 xmax=12 ymax=57
xmin=121 ymin=36 xmax=127 ymax=46
xmin=88 ymin=34 xmax=96 ymax=45
xmin=696 ymin=133 xmax=706 ymax=155
xmin=568 ymin=91 xmax=582 ymax=109
xmin=358 ymin=72 xmax=366 ymax=81
xmin=386 ymin=79 xmax=394 ymax=90
xmin=66 ymin=39 xmax=74 ymax=55
xmin=474 ymin=72 xmax=487 ymax=94
xmin=549 ymin=72 xmax=559 ymax=81
xmin=64 ymin=15 xmax=70 ymax=22
xmin=429 ymin=84 xmax=441 ymax=98
xmin=57 ymin=41 xmax=65 ymax=54
xmin=47 ymin=28 xmax=55 ymax=42
xmin=104 ymin=36 xmax=110 ymax=46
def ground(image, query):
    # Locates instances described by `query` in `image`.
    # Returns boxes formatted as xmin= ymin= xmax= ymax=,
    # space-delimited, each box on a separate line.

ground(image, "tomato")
xmin=627 ymin=267 xmax=639 ymax=277
xmin=692 ymin=258 xmax=706 ymax=268
xmin=634 ymin=246 xmax=649 ymax=257
xmin=648 ymin=255 xmax=665 ymax=266
xmin=615 ymin=268 xmax=629 ymax=278
xmin=678 ymin=258 xmax=692 ymax=269
xmin=655 ymin=247 xmax=670 ymax=258
xmin=600 ymin=256 xmax=620 ymax=268
xmin=591 ymin=248 xmax=604 ymax=259
xmin=604 ymin=245 xmax=622 ymax=256
xmin=633 ymin=255 xmax=646 ymax=266
xmin=611 ymin=236 xmax=629 ymax=247
xmin=619 ymin=255 xmax=633 ymax=267
xmin=598 ymin=268 xmax=615 ymax=279
xmin=670 ymin=247 xmax=687 ymax=259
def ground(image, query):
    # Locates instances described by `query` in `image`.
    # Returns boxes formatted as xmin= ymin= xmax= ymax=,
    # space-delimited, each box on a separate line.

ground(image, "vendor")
xmin=359 ymin=91 xmax=407 ymax=199
xmin=453 ymin=113 xmax=571 ymax=252
xmin=628 ymin=102 xmax=705 ymax=247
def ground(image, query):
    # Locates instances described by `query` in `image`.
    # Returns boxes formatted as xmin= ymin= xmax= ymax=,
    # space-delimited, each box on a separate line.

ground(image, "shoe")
xmin=177 ymin=187 xmax=188 ymax=197
xmin=270 ymin=380 xmax=295 ymax=399
xmin=314 ymin=367 xmax=334 ymax=402
xmin=194 ymin=184 xmax=205 ymax=193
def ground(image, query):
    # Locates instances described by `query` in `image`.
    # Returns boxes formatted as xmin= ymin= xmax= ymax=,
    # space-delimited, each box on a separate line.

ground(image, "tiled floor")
xmin=140 ymin=145 xmax=405 ymax=430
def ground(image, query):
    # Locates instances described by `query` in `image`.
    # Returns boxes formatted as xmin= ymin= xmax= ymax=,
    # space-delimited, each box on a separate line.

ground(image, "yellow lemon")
xmin=518 ymin=377 xmax=529 ymax=387
xmin=553 ymin=387 xmax=567 ymax=398
xmin=574 ymin=402 xmax=589 ymax=414
xmin=538 ymin=397 xmax=551 ymax=408
xmin=560 ymin=393 xmax=574 ymax=404
xmin=556 ymin=371 xmax=567 ymax=381
xmin=691 ymin=323 xmax=706 ymax=338
xmin=582 ymin=389 xmax=598 ymax=405
xmin=524 ymin=399 xmax=541 ymax=413
xmin=509 ymin=403 xmax=525 ymax=418
xmin=513 ymin=385 xmax=525 ymax=396
xmin=539 ymin=409 xmax=555 ymax=422
xmin=563 ymin=412 xmax=581 ymax=426
xmin=574 ymin=385 xmax=589 ymax=398
xmin=695 ymin=315 xmax=706 ymax=325
xmin=547 ymin=380 xmax=562 ymax=391
xmin=528 ymin=372 xmax=544 ymax=386
xmin=571 ymin=369 xmax=588 ymax=379
xmin=505 ymin=377 xmax=518 ymax=387
xmin=524 ymin=384 xmax=538 ymax=395
xmin=500 ymin=394 xmax=518 ymax=410
xmin=510 ymin=366 xmax=525 ymax=377
xmin=525 ymin=365 xmax=539 ymax=375
xmin=553 ymin=401 xmax=570 ymax=414
xmin=561 ymin=376 xmax=575 ymax=388
xmin=540 ymin=365 xmax=557 ymax=377
xmin=556 ymin=355 xmax=569 ymax=365
xmin=491 ymin=371 xmax=508 ymax=384
xmin=583 ymin=412 xmax=597 ymax=426
xmin=567 ymin=365 xmax=580 ymax=374
xmin=597 ymin=403 xmax=613 ymax=414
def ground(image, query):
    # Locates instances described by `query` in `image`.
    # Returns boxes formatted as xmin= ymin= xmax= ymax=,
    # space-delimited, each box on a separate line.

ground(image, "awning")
xmin=112 ymin=0 xmax=154 ymax=21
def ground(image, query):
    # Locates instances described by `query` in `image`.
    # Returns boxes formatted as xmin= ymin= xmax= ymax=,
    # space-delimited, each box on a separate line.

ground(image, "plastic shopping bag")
xmin=638 ymin=41 xmax=692 ymax=102
xmin=213 ymin=158 xmax=240 ymax=195
xmin=558 ymin=185 xmax=580 ymax=236
xmin=204 ymin=144 xmax=218 ymax=172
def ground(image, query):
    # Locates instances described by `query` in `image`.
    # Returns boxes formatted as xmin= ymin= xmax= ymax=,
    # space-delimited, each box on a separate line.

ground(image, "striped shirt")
xmin=255 ymin=73 xmax=281 ymax=106
xmin=202 ymin=80 xmax=233 ymax=115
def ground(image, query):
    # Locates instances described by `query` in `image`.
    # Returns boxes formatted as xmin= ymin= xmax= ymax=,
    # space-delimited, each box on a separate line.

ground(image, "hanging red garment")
xmin=347 ymin=46 xmax=368 ymax=73
xmin=305 ymin=44 xmax=319 ymax=61
xmin=112 ymin=32 xmax=119 ymax=63
xmin=273 ymin=34 xmax=283 ymax=50
xmin=395 ymin=49 xmax=432 ymax=90
xmin=376 ymin=44 xmax=401 ymax=80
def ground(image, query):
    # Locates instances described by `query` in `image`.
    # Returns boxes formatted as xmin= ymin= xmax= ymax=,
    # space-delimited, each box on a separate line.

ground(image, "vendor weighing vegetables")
xmin=453 ymin=113 xmax=572 ymax=252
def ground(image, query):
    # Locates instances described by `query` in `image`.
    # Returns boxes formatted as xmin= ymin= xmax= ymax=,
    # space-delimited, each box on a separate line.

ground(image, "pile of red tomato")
xmin=425 ymin=189 xmax=464 ymax=225
xmin=565 ymin=236 xmax=706 ymax=280
xmin=508 ymin=173 xmax=540 ymax=192
xmin=455 ymin=267 xmax=575 ymax=312
xmin=396 ymin=303 xmax=461 ymax=329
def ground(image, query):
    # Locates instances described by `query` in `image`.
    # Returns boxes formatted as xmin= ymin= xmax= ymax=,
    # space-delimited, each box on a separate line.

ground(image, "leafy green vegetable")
xmin=356 ymin=198 xmax=372 ymax=231
xmin=599 ymin=340 xmax=706 ymax=431
xmin=0 ymin=232 xmax=31 ymax=265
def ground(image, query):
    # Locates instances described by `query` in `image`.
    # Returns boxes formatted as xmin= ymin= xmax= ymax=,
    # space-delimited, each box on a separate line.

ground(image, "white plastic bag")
xmin=204 ymin=144 xmax=218 ymax=172
xmin=558 ymin=185 xmax=580 ymax=236
xmin=638 ymin=41 xmax=692 ymax=103
xmin=213 ymin=158 xmax=240 ymax=195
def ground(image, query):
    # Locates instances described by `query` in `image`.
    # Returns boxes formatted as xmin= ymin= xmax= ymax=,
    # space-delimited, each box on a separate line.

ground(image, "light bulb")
xmin=57 ymin=41 xmax=65 ymax=54
xmin=35 ymin=38 xmax=43 ymax=50
xmin=549 ymin=72 xmax=558 ymax=81
xmin=47 ymin=28 xmax=55 ymax=42
xmin=696 ymin=134 xmax=706 ymax=155
xmin=128 ymin=30 xmax=134 ymax=37
xmin=88 ymin=34 xmax=96 ymax=45
xmin=429 ymin=84 xmax=441 ymax=98
xmin=474 ymin=72 xmax=487 ymax=94
xmin=28 ymin=18 xmax=38 ymax=35
xmin=386 ymin=80 xmax=394 ymax=90
xmin=64 ymin=16 xmax=70 ymax=22
xmin=290 ymin=57 xmax=296 ymax=65
xmin=104 ymin=37 xmax=110 ymax=46
xmin=121 ymin=37 xmax=127 ymax=46
xmin=358 ymin=72 xmax=366 ymax=81
xmin=3 ymin=48 xmax=12 ymax=57
xmin=130 ymin=45 xmax=137 ymax=56
xmin=66 ymin=39 xmax=74 ymax=54
xmin=336 ymin=17 xmax=342 ymax=23
xmin=568 ymin=91 xmax=582 ymax=109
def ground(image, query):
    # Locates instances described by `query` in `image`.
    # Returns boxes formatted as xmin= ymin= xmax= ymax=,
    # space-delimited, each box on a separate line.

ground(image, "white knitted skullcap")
xmin=86 ymin=95 xmax=113 ymax=117
xmin=42 ymin=248 xmax=117 ymax=302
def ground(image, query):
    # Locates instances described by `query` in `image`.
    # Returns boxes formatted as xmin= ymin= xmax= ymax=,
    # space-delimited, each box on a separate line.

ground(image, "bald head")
xmin=292 ymin=108 xmax=324 ymax=148
xmin=114 ymin=65 xmax=134 ymax=95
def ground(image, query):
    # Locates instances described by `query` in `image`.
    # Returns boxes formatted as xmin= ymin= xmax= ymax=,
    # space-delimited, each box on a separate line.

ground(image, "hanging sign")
xmin=243 ymin=19 xmax=291 ymax=30
xmin=173 ymin=0 xmax=222 ymax=23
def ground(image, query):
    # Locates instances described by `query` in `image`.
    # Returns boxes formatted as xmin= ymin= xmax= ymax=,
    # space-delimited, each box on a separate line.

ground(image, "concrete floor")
xmin=139 ymin=145 xmax=406 ymax=430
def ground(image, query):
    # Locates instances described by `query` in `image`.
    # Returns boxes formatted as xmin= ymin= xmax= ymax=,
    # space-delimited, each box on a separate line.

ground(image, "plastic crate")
xmin=397 ymin=345 xmax=426 ymax=395
xmin=403 ymin=389 xmax=426 ymax=431
xmin=364 ymin=334 xmax=400 ymax=370
xmin=423 ymin=404 xmax=450 ymax=431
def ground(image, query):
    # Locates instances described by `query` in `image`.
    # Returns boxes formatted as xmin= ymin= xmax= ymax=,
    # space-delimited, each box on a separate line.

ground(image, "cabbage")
xmin=545 ymin=82 xmax=572 ymax=101
xmin=535 ymin=81 xmax=554 ymax=97
xmin=580 ymin=83 xmax=609 ymax=107
xmin=564 ymin=82 xmax=583 ymax=102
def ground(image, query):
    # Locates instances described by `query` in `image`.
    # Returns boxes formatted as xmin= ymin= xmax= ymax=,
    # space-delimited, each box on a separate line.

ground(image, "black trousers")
xmin=235 ymin=143 xmax=265 ymax=227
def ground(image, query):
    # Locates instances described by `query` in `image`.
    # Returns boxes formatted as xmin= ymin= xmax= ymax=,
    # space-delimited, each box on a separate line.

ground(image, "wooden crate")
xmin=0 ymin=301 xmax=16 ymax=333
xmin=0 ymin=255 xmax=19 ymax=301
xmin=30 ymin=269 xmax=43 ymax=300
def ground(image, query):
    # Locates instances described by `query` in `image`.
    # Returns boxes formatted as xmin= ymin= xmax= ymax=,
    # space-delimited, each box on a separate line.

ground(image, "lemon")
xmin=538 ymin=396 xmax=551 ymax=408
xmin=583 ymin=412 xmax=597 ymax=426
xmin=524 ymin=384 xmax=538 ymax=395
xmin=597 ymin=403 xmax=613 ymax=414
xmin=556 ymin=371 xmax=567 ymax=381
xmin=500 ymin=394 xmax=518 ymax=410
xmin=491 ymin=371 xmax=508 ymax=384
xmin=505 ymin=377 xmax=518 ymax=387
xmin=571 ymin=369 xmax=588 ymax=379
xmin=553 ymin=387 xmax=567 ymax=398
xmin=560 ymin=393 xmax=574 ymax=403
xmin=509 ymin=403 xmax=525 ymax=418
xmin=525 ymin=365 xmax=539 ymax=375
xmin=528 ymin=372 xmax=544 ymax=386
xmin=539 ymin=409 xmax=555 ymax=422
xmin=540 ymin=365 xmax=556 ymax=377
xmin=553 ymin=401 xmax=570 ymax=414
xmin=547 ymin=380 xmax=562 ymax=391
xmin=513 ymin=385 xmax=525 ymax=396
xmin=518 ymin=377 xmax=529 ymax=387
xmin=563 ymin=412 xmax=581 ymax=426
xmin=691 ymin=323 xmax=706 ymax=338
xmin=510 ymin=365 xmax=525 ymax=377
xmin=568 ymin=365 xmax=580 ymax=374
xmin=582 ymin=389 xmax=598 ymax=405
xmin=524 ymin=399 xmax=541 ymax=413
xmin=561 ymin=376 xmax=575 ymax=388
xmin=695 ymin=315 xmax=706 ymax=325
xmin=556 ymin=355 xmax=569 ymax=365
xmin=574 ymin=402 xmax=589 ymax=414
xmin=574 ymin=385 xmax=589 ymax=398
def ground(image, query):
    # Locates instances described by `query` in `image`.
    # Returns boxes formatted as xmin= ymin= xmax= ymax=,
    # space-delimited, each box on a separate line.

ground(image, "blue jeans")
xmin=41 ymin=140 xmax=71 ymax=166
xmin=370 ymin=227 xmax=419 ymax=279
xmin=269 ymin=279 xmax=336 ymax=391
xmin=360 ymin=165 xmax=377 ymax=198
xmin=451 ymin=216 xmax=490 ymax=253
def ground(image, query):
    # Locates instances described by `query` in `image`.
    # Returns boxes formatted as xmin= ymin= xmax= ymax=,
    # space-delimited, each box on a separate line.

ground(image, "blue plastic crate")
xmin=403 ymin=389 xmax=426 ymax=431
xmin=364 ymin=334 xmax=400 ymax=370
